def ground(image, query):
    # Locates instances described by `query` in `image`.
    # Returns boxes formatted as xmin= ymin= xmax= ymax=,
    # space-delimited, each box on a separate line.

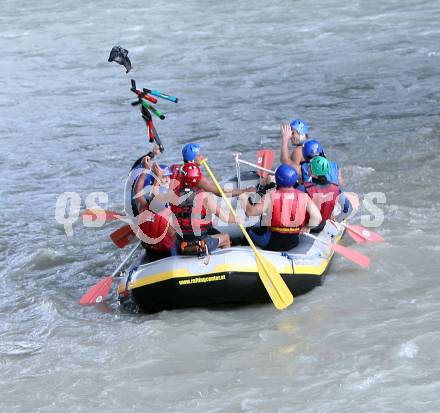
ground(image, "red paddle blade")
xmin=256 ymin=149 xmax=275 ymax=179
xmin=332 ymin=242 xmax=371 ymax=269
xmin=79 ymin=276 xmax=114 ymax=306
xmin=83 ymin=209 xmax=123 ymax=222
xmin=348 ymin=225 xmax=385 ymax=243
xmin=110 ymin=225 xmax=135 ymax=248
xmin=345 ymin=227 xmax=368 ymax=244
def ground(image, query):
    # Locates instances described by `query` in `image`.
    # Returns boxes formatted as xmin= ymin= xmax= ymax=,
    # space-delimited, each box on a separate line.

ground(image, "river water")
xmin=1 ymin=0 xmax=440 ymax=411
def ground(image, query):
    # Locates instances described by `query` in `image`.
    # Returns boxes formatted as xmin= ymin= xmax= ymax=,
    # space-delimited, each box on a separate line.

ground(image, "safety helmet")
xmin=290 ymin=119 xmax=309 ymax=136
xmin=310 ymin=156 xmax=330 ymax=177
xmin=181 ymin=163 xmax=202 ymax=187
xmin=159 ymin=164 xmax=172 ymax=177
xmin=275 ymin=164 xmax=298 ymax=188
xmin=302 ymin=139 xmax=324 ymax=159
xmin=182 ymin=143 xmax=201 ymax=162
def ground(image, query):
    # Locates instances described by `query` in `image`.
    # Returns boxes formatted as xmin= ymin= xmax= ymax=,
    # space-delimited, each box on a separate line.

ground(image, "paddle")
xmin=256 ymin=149 xmax=275 ymax=180
xmin=82 ymin=208 xmax=125 ymax=223
xmin=200 ymin=159 xmax=293 ymax=310
xmin=340 ymin=222 xmax=384 ymax=244
xmin=303 ymin=232 xmax=370 ymax=269
xmin=110 ymin=224 xmax=136 ymax=248
xmin=80 ymin=241 xmax=142 ymax=306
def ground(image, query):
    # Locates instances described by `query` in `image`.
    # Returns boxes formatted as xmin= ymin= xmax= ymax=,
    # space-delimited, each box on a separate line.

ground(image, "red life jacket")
xmin=303 ymin=182 xmax=340 ymax=221
xmin=138 ymin=205 xmax=175 ymax=251
xmin=269 ymin=188 xmax=307 ymax=234
xmin=171 ymin=188 xmax=212 ymax=239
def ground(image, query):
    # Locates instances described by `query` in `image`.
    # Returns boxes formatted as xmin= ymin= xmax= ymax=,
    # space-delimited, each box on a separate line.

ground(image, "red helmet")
xmin=181 ymin=163 xmax=202 ymax=187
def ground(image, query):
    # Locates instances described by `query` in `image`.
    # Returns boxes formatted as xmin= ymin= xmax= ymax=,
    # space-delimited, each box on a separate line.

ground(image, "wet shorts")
xmin=204 ymin=236 xmax=220 ymax=253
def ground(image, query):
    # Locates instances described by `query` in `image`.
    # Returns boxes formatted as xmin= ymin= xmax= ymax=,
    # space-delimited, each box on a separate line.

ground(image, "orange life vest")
xmin=269 ymin=188 xmax=307 ymax=234
xmin=303 ymin=182 xmax=340 ymax=221
xmin=171 ymin=188 xmax=212 ymax=239
xmin=138 ymin=205 xmax=175 ymax=251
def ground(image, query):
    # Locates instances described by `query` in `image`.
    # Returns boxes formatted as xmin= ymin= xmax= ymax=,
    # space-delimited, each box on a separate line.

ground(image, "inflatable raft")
xmin=117 ymin=220 xmax=344 ymax=313
xmin=117 ymin=164 xmax=345 ymax=313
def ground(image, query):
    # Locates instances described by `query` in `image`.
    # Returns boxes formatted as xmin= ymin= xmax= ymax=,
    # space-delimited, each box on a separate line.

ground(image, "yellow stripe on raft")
xmin=128 ymin=250 xmax=335 ymax=290
xmin=128 ymin=228 xmax=343 ymax=290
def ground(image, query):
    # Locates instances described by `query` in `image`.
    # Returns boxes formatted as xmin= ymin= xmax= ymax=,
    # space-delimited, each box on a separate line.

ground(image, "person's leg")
xmin=248 ymin=228 xmax=271 ymax=249
xmin=210 ymin=233 xmax=230 ymax=250
xmin=265 ymin=233 xmax=299 ymax=251
xmin=310 ymin=221 xmax=326 ymax=234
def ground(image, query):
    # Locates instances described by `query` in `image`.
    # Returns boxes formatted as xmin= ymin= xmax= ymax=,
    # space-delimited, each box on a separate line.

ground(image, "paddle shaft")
xmin=201 ymin=159 xmax=293 ymax=308
xmin=303 ymin=232 xmax=333 ymax=247
xmin=111 ymin=241 xmax=142 ymax=277
xmin=237 ymin=158 xmax=275 ymax=174
xmin=201 ymin=160 xmax=268 ymax=251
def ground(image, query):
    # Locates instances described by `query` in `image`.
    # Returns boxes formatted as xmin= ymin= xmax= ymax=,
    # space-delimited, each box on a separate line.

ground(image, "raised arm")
xmin=134 ymin=155 xmax=152 ymax=211
xmin=280 ymin=123 xmax=301 ymax=175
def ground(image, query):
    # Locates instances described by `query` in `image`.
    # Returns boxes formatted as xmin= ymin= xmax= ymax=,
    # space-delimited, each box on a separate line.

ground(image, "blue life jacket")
xmin=301 ymin=160 xmax=340 ymax=184
xmin=327 ymin=161 xmax=339 ymax=185
xmin=301 ymin=162 xmax=312 ymax=183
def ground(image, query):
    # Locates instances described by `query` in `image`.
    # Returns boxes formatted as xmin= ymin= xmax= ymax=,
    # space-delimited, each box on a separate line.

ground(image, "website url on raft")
xmin=179 ymin=275 xmax=226 ymax=285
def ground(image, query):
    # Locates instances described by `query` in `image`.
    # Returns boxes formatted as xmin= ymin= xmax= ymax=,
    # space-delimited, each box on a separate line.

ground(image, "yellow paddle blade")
xmin=201 ymin=158 xmax=293 ymax=310
xmin=255 ymin=252 xmax=293 ymax=310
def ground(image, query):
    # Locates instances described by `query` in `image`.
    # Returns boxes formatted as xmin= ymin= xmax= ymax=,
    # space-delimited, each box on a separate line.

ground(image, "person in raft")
xmin=243 ymin=164 xmax=321 ymax=251
xmin=133 ymin=156 xmax=176 ymax=258
xmin=279 ymin=119 xmax=343 ymax=184
xmin=167 ymin=163 xmax=242 ymax=256
xmin=169 ymin=143 xmax=254 ymax=198
xmin=298 ymin=156 xmax=352 ymax=233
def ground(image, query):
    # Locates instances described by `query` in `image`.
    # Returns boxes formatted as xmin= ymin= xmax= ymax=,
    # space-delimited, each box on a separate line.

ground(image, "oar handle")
xmin=236 ymin=158 xmax=275 ymax=174
xmin=111 ymin=241 xmax=142 ymax=277
xmin=302 ymin=232 xmax=328 ymax=246
xmin=147 ymin=89 xmax=178 ymax=103
xmin=141 ymin=100 xmax=165 ymax=120
xmin=135 ymin=90 xmax=157 ymax=104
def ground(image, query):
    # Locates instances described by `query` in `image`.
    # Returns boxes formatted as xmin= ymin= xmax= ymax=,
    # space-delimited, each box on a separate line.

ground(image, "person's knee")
xmin=219 ymin=233 xmax=231 ymax=248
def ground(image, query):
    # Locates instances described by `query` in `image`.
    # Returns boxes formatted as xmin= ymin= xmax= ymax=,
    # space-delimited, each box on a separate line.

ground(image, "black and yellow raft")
xmin=117 ymin=220 xmax=344 ymax=313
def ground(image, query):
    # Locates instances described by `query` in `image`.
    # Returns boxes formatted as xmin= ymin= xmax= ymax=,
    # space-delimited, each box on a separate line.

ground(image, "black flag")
xmin=108 ymin=46 xmax=132 ymax=73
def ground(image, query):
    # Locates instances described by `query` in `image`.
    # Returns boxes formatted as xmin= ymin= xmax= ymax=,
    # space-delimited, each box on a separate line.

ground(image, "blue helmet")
xmin=159 ymin=164 xmax=172 ymax=176
xmin=275 ymin=164 xmax=298 ymax=188
xmin=302 ymin=139 xmax=324 ymax=159
xmin=290 ymin=119 xmax=309 ymax=136
xmin=182 ymin=143 xmax=201 ymax=162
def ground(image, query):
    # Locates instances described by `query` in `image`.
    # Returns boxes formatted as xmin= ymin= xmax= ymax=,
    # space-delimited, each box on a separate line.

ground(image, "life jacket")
xmin=171 ymin=188 xmax=212 ymax=239
xmin=269 ymin=188 xmax=307 ymax=234
xmin=301 ymin=160 xmax=340 ymax=184
xmin=303 ymin=181 xmax=340 ymax=221
xmin=138 ymin=205 xmax=175 ymax=252
xmin=301 ymin=162 xmax=312 ymax=183
xmin=327 ymin=161 xmax=339 ymax=185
